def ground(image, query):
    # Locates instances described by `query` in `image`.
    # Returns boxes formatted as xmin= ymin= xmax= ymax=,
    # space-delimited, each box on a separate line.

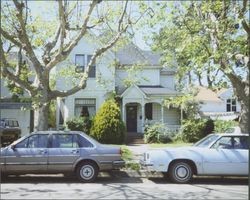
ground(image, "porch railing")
xmin=144 ymin=120 xmax=181 ymax=133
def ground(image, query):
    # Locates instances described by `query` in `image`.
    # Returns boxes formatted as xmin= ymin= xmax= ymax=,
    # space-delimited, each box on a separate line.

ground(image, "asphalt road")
xmin=0 ymin=173 xmax=248 ymax=200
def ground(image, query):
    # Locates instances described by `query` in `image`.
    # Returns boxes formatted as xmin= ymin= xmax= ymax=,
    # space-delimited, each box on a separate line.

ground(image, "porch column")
xmin=161 ymin=104 xmax=164 ymax=123
xmin=141 ymin=103 xmax=145 ymax=132
xmin=122 ymin=102 xmax=126 ymax=122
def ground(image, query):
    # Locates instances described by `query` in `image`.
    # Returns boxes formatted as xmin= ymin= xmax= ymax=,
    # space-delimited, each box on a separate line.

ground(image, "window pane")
xmin=231 ymin=99 xmax=236 ymax=105
xmin=232 ymin=106 xmax=236 ymax=112
xmin=15 ymin=138 xmax=29 ymax=148
xmin=226 ymin=99 xmax=231 ymax=103
xmin=75 ymin=54 xmax=85 ymax=67
xmin=27 ymin=135 xmax=48 ymax=148
xmin=226 ymin=104 xmax=231 ymax=112
xmin=212 ymin=137 xmax=233 ymax=149
xmin=87 ymin=55 xmax=96 ymax=78
xmin=89 ymin=66 xmax=96 ymax=77
xmin=234 ymin=136 xmax=248 ymax=149
xmin=145 ymin=103 xmax=153 ymax=120
xmin=78 ymin=135 xmax=94 ymax=148
xmin=52 ymin=134 xmax=74 ymax=148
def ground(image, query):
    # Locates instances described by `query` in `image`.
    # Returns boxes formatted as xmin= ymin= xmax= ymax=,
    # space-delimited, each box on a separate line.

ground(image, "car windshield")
xmin=194 ymin=134 xmax=220 ymax=147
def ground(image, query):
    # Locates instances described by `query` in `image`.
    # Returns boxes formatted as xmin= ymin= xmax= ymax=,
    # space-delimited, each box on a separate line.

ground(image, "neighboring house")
xmin=56 ymin=39 xmax=181 ymax=134
xmin=0 ymin=53 xmax=34 ymax=135
xmin=195 ymin=86 xmax=241 ymax=120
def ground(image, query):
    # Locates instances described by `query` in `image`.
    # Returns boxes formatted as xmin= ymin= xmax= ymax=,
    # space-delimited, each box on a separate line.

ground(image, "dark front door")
xmin=126 ymin=105 xmax=137 ymax=132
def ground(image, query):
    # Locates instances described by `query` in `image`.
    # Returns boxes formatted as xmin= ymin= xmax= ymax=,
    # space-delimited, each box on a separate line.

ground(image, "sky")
xmin=27 ymin=0 xmax=152 ymax=50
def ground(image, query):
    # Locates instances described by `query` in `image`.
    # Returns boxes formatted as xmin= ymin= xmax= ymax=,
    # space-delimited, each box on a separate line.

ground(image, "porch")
xmin=120 ymin=85 xmax=182 ymax=134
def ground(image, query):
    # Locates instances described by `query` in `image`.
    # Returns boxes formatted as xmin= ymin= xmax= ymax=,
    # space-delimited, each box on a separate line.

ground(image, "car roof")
xmin=31 ymin=130 xmax=85 ymax=134
xmin=212 ymin=133 xmax=249 ymax=137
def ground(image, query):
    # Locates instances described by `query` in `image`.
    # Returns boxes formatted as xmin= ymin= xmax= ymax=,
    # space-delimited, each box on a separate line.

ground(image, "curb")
xmin=99 ymin=170 xmax=163 ymax=178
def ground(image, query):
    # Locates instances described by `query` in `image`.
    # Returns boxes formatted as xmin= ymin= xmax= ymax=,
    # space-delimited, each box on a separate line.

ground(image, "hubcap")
xmin=175 ymin=165 xmax=189 ymax=180
xmin=80 ymin=165 xmax=94 ymax=180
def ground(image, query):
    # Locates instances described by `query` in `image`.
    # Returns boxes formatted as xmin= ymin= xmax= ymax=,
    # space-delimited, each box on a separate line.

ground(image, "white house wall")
xmin=56 ymin=37 xmax=115 ymax=92
xmin=200 ymin=101 xmax=225 ymax=112
xmin=55 ymin=38 xmax=117 ymax=125
xmin=115 ymin=68 xmax=160 ymax=89
xmin=160 ymin=75 xmax=175 ymax=90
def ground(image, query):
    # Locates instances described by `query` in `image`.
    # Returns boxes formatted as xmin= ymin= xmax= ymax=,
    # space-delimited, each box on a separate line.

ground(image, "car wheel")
xmin=169 ymin=161 xmax=193 ymax=184
xmin=76 ymin=161 xmax=98 ymax=183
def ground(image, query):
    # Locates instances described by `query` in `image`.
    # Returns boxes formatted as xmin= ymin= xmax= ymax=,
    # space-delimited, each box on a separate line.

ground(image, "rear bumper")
xmin=113 ymin=160 xmax=125 ymax=169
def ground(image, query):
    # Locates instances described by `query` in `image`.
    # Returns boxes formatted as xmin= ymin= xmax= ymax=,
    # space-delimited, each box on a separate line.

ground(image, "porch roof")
xmin=138 ymin=85 xmax=180 ymax=96
xmin=120 ymin=85 xmax=180 ymax=99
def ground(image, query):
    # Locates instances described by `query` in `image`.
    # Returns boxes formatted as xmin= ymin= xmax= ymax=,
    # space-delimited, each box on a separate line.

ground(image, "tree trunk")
xmin=34 ymin=103 xmax=50 ymax=131
xmin=239 ymin=101 xmax=249 ymax=133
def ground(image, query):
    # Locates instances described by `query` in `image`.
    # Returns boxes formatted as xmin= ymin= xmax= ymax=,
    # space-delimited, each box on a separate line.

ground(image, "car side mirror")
xmin=10 ymin=144 xmax=16 ymax=150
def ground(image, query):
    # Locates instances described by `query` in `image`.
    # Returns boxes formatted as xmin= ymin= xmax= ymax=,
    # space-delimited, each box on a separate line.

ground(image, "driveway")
xmin=1 ymin=173 xmax=248 ymax=199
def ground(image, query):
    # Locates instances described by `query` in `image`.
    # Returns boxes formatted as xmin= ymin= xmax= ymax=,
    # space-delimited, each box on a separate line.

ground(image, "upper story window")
xmin=75 ymin=54 xmax=96 ymax=78
xmin=226 ymin=99 xmax=236 ymax=112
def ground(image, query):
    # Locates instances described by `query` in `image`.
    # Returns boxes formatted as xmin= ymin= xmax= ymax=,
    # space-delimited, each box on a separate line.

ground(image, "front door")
xmin=126 ymin=105 xmax=137 ymax=132
xmin=5 ymin=134 xmax=49 ymax=173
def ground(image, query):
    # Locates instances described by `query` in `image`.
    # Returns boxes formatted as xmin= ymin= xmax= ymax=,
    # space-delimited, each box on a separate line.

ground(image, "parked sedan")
xmin=141 ymin=133 xmax=249 ymax=183
xmin=0 ymin=131 xmax=125 ymax=182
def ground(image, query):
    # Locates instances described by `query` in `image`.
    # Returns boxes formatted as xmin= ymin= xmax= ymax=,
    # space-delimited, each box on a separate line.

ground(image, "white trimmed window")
xmin=75 ymin=54 xmax=96 ymax=77
xmin=226 ymin=99 xmax=236 ymax=112
xmin=75 ymin=98 xmax=96 ymax=117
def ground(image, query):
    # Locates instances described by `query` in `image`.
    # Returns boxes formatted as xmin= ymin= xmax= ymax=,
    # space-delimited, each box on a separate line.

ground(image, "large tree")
xmin=143 ymin=0 xmax=249 ymax=132
xmin=0 ymin=0 xmax=145 ymax=130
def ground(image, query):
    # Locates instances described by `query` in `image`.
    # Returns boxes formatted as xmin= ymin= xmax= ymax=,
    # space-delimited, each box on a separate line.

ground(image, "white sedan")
xmin=141 ymin=133 xmax=248 ymax=183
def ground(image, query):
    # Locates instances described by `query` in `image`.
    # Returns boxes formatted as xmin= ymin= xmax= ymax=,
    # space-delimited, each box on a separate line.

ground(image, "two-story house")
xmin=56 ymin=38 xmax=181 ymax=134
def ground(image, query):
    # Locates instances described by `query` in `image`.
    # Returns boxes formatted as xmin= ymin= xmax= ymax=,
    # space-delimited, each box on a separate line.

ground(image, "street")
xmin=1 ymin=173 xmax=248 ymax=199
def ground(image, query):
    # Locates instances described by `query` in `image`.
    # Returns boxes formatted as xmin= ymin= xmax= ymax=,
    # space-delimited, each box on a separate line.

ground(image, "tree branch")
xmin=58 ymin=0 xmax=66 ymax=54
xmin=0 ymin=38 xmax=35 ymax=96
xmin=50 ymin=18 xmax=130 ymax=99
xmin=0 ymin=27 xmax=23 ymax=48
xmin=42 ymin=25 xmax=61 ymax=65
xmin=45 ymin=0 xmax=98 ymax=72
xmin=12 ymin=0 xmax=43 ymax=79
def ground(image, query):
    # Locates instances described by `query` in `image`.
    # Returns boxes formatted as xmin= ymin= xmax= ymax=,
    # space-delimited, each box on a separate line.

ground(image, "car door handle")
xmin=39 ymin=149 xmax=47 ymax=154
xmin=71 ymin=150 xmax=79 ymax=154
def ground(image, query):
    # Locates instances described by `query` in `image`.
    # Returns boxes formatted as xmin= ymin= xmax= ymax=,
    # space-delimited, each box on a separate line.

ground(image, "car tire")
xmin=76 ymin=161 xmax=98 ymax=183
xmin=169 ymin=161 xmax=193 ymax=184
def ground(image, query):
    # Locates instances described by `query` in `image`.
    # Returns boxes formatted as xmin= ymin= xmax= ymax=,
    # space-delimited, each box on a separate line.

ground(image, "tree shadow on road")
xmin=149 ymin=176 xmax=248 ymax=185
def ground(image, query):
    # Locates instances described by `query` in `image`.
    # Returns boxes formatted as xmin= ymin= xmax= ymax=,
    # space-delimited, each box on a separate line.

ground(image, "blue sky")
xmin=27 ymin=0 xmax=152 ymax=50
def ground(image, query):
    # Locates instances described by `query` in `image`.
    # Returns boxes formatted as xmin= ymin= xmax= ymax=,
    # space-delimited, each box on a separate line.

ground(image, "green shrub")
xmin=144 ymin=123 xmax=176 ymax=143
xmin=180 ymin=119 xmax=214 ymax=143
xmin=66 ymin=117 xmax=92 ymax=134
xmin=214 ymin=120 xmax=238 ymax=133
xmin=90 ymin=99 xmax=126 ymax=144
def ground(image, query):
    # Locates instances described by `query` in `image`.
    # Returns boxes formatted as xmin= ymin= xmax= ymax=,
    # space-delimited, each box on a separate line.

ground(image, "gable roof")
xmin=115 ymin=43 xmax=161 ymax=66
xmin=121 ymin=84 xmax=180 ymax=98
xmin=194 ymin=86 xmax=223 ymax=102
xmin=120 ymin=84 xmax=147 ymax=98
